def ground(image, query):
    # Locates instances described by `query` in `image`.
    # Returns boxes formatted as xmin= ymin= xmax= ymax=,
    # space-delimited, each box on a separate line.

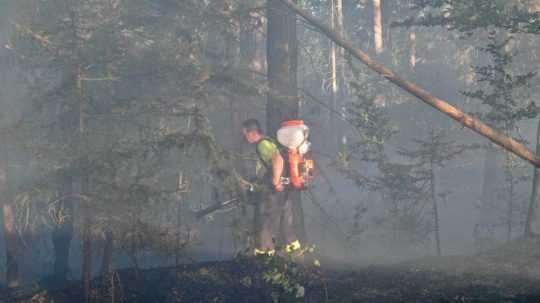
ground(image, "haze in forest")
xmin=1 ymin=0 xmax=540 ymax=293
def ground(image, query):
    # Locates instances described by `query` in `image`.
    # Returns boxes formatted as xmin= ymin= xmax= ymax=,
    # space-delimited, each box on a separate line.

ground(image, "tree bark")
xmin=505 ymin=151 xmax=515 ymax=242
xmin=3 ymin=203 xmax=18 ymax=287
xmin=237 ymin=0 xmax=260 ymax=252
xmin=100 ymin=229 xmax=113 ymax=274
xmin=79 ymin=71 xmax=92 ymax=303
xmin=481 ymin=146 xmax=498 ymax=207
xmin=330 ymin=0 xmax=346 ymax=150
xmin=373 ymin=0 xmax=383 ymax=53
xmin=267 ymin=0 xmax=299 ymax=135
xmin=278 ymin=0 xmax=540 ymax=168
xmin=334 ymin=0 xmax=347 ymax=92
xmin=526 ymin=119 xmax=540 ymax=236
xmin=238 ymin=0 xmax=259 ymax=158
xmin=330 ymin=0 xmax=338 ymax=147
xmin=77 ymin=49 xmax=91 ymax=302
xmin=429 ymin=157 xmax=441 ymax=256
xmin=52 ymin=177 xmax=74 ymax=282
xmin=266 ymin=0 xmax=306 ymax=244
xmin=409 ymin=30 xmax=416 ymax=69
xmin=240 ymin=0 xmax=259 ymax=76
xmin=1 ymin=137 xmax=18 ymax=287
xmin=52 ymin=93 xmax=75 ymax=282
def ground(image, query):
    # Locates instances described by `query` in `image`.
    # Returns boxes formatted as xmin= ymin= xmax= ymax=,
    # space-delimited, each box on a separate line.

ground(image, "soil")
xmin=6 ymin=238 xmax=540 ymax=303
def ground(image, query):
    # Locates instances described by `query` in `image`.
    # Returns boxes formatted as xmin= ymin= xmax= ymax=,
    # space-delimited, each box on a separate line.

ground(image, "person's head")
xmin=242 ymin=119 xmax=263 ymax=144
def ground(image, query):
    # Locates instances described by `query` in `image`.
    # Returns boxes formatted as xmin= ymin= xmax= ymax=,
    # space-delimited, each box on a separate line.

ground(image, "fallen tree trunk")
xmin=278 ymin=0 xmax=540 ymax=168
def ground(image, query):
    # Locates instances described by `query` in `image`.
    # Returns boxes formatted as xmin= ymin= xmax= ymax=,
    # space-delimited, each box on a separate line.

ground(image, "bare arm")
xmin=271 ymin=151 xmax=284 ymax=190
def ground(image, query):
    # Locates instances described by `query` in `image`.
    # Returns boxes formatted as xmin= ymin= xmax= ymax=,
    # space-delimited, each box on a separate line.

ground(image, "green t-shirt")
xmin=255 ymin=138 xmax=279 ymax=180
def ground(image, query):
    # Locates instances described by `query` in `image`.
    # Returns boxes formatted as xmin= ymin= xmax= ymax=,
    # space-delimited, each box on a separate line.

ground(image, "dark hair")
xmin=242 ymin=119 xmax=262 ymax=133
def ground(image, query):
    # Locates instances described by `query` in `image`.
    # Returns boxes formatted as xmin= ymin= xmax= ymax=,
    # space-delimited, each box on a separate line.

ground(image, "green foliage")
xmin=398 ymin=129 xmax=474 ymax=169
xmin=256 ymin=252 xmax=310 ymax=302
xmin=233 ymin=243 xmax=322 ymax=302
xmin=344 ymin=58 xmax=397 ymax=163
xmin=4 ymin=0 xmax=253 ymax=262
xmin=399 ymin=0 xmax=540 ymax=34
xmin=331 ymin=56 xmax=397 ymax=191
xmin=462 ymin=34 xmax=538 ymax=131
xmin=374 ymin=162 xmax=432 ymax=246
xmin=395 ymin=129 xmax=475 ymax=251
xmin=459 ymin=32 xmax=536 ymax=241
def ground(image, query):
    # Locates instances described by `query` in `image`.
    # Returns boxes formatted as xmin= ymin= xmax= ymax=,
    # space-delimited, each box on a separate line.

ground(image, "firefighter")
xmin=241 ymin=119 xmax=301 ymax=256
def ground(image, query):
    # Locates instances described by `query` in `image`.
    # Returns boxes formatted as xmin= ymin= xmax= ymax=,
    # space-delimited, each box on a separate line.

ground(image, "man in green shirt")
xmin=242 ymin=119 xmax=300 ymax=256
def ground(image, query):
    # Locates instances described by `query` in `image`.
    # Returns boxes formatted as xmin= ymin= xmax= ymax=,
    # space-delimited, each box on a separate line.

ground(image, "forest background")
xmin=1 ymin=0 xmax=540 ymax=291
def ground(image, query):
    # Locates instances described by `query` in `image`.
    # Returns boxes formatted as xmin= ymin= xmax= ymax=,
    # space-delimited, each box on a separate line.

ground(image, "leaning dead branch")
xmin=279 ymin=0 xmax=540 ymax=167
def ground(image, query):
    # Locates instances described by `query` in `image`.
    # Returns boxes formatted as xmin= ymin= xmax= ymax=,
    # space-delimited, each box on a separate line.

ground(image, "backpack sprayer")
xmin=197 ymin=120 xmax=315 ymax=219
xmin=277 ymin=120 xmax=315 ymax=189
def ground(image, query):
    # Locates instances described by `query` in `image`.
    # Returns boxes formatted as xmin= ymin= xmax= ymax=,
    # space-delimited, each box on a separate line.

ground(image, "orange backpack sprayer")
xmin=276 ymin=120 xmax=315 ymax=189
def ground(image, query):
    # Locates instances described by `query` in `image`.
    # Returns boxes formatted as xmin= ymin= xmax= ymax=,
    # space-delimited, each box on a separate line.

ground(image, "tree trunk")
xmin=239 ymin=0 xmax=258 ymax=76
xmin=267 ymin=0 xmax=299 ymax=134
xmin=336 ymin=0 xmax=348 ymax=89
xmin=3 ymin=203 xmax=18 ymax=287
xmin=526 ymin=119 xmax=540 ymax=236
xmin=52 ymin=96 xmax=75 ymax=282
xmin=237 ymin=0 xmax=258 ymax=166
xmin=175 ymin=172 xmax=183 ymax=267
xmin=409 ymin=30 xmax=416 ymax=69
xmin=373 ymin=0 xmax=383 ymax=53
xmin=329 ymin=0 xmax=346 ymax=150
xmin=100 ymin=229 xmax=113 ymax=274
xmin=505 ymin=151 xmax=515 ymax=242
xmin=81 ymin=126 xmax=92 ymax=303
xmin=478 ymin=146 xmax=499 ymax=236
xmin=1 ymin=137 xmax=18 ymax=287
xmin=237 ymin=0 xmax=260 ymax=252
xmin=279 ymin=0 xmax=540 ymax=168
xmin=481 ymin=146 xmax=499 ymax=208
xmin=430 ymin=159 xmax=441 ymax=256
xmin=52 ymin=177 xmax=74 ymax=282
xmin=266 ymin=0 xmax=306 ymax=244
xmin=330 ymin=0 xmax=338 ymax=148
xmin=77 ymin=58 xmax=92 ymax=302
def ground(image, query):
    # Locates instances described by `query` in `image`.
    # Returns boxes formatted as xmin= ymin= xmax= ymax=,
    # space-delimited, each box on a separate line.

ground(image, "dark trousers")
xmin=255 ymin=189 xmax=298 ymax=251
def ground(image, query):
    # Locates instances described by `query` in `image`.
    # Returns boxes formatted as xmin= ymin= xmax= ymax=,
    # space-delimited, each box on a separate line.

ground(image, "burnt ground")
xmin=6 ymin=238 xmax=540 ymax=303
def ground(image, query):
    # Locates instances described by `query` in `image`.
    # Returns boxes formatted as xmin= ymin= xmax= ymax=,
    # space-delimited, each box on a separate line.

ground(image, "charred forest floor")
xmin=6 ymin=238 xmax=540 ymax=303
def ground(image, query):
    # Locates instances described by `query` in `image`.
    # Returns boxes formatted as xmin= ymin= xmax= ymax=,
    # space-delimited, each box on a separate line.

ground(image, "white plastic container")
xmin=277 ymin=121 xmax=309 ymax=149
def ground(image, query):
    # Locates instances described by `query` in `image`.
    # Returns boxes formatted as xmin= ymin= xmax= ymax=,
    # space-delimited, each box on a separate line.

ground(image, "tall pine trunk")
xmin=267 ymin=0 xmax=298 ymax=133
xmin=429 ymin=157 xmax=441 ymax=256
xmin=505 ymin=151 xmax=515 ymax=242
xmin=100 ymin=229 xmax=113 ymax=274
xmin=330 ymin=0 xmax=345 ymax=150
xmin=1 ymin=141 xmax=18 ymax=287
xmin=330 ymin=0 xmax=337 ymax=141
xmin=52 ymin=176 xmax=74 ymax=281
xmin=526 ymin=119 xmax=540 ymax=236
xmin=479 ymin=145 xmax=498 ymax=232
xmin=3 ymin=204 xmax=17 ymax=287
xmin=1 ymin=19 xmax=18 ymax=287
xmin=51 ymin=98 xmax=75 ymax=282
xmin=239 ymin=0 xmax=258 ymax=77
xmin=78 ymin=64 xmax=92 ymax=303
xmin=409 ymin=30 xmax=416 ymax=69
xmin=266 ymin=0 xmax=306 ymax=243
xmin=373 ymin=0 xmax=383 ymax=54
xmin=0 ymin=138 xmax=19 ymax=287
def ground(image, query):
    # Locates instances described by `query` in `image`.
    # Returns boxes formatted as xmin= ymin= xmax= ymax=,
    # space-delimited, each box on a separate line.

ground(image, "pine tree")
xmin=463 ymin=33 xmax=538 ymax=241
